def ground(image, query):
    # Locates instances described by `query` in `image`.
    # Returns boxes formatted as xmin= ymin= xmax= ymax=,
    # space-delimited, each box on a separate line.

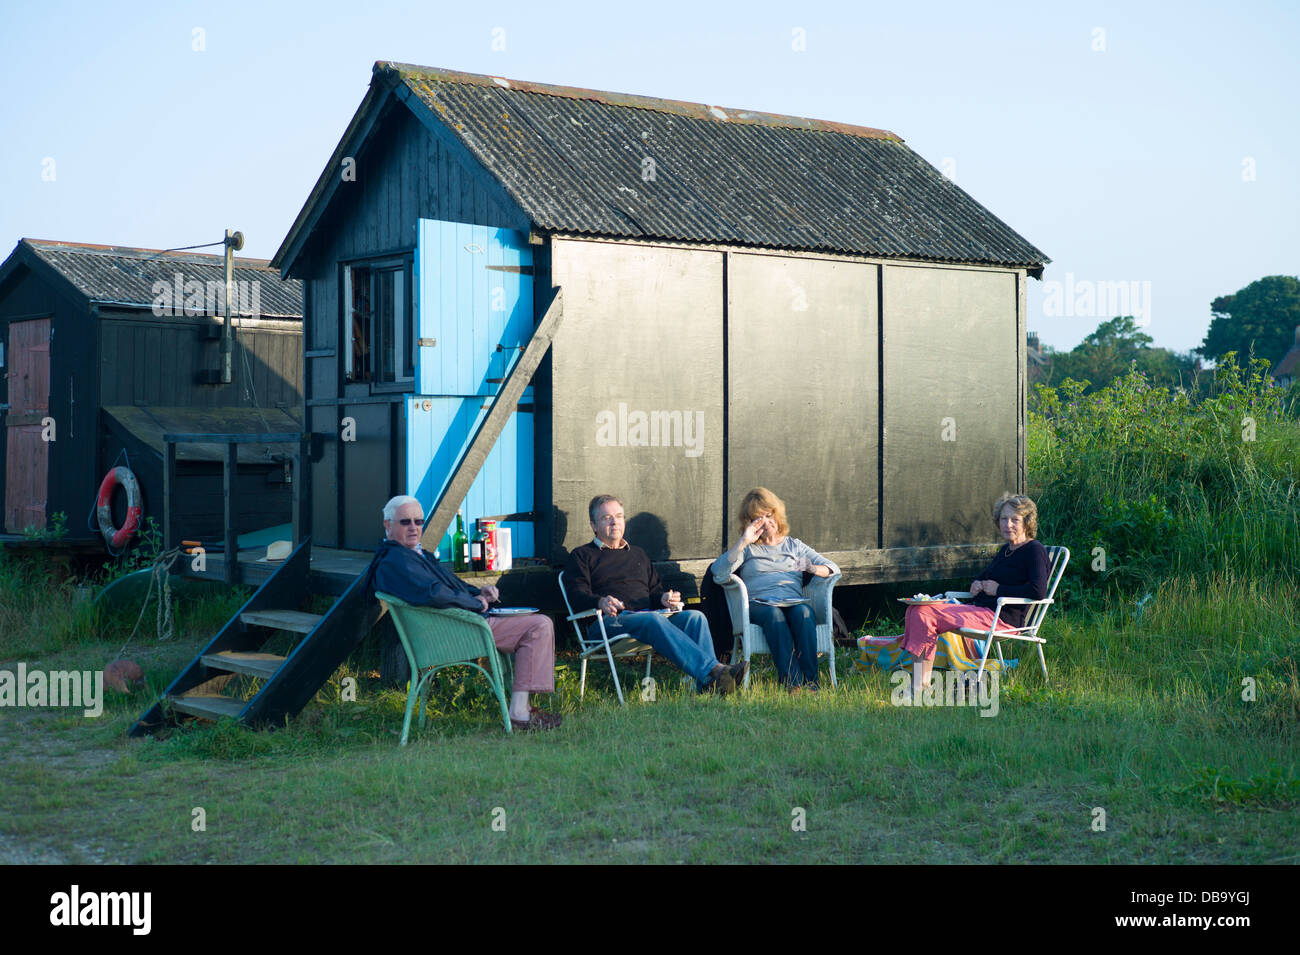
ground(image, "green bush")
xmin=1030 ymin=354 xmax=1300 ymax=595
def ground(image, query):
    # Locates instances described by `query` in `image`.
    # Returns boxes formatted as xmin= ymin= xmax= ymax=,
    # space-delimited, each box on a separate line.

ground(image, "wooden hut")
xmin=272 ymin=62 xmax=1049 ymax=583
xmin=1273 ymin=326 xmax=1300 ymax=389
xmin=0 ymin=239 xmax=303 ymax=546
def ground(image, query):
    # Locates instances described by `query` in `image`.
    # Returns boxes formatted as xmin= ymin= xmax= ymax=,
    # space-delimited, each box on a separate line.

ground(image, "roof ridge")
xmin=377 ymin=61 xmax=902 ymax=142
xmin=22 ymin=238 xmax=276 ymax=268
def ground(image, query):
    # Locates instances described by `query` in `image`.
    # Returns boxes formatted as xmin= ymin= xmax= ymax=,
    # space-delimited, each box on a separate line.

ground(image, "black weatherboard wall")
xmin=0 ymin=239 xmax=303 ymax=542
xmin=272 ymin=61 xmax=1048 ymax=583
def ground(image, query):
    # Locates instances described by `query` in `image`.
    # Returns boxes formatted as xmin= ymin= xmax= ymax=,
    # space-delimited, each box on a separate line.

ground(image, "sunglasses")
xmin=392 ymin=517 xmax=424 ymax=526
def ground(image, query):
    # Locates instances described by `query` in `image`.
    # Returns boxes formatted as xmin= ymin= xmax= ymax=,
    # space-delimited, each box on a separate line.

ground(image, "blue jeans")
xmin=750 ymin=602 xmax=819 ymax=686
xmin=591 ymin=609 xmax=719 ymax=689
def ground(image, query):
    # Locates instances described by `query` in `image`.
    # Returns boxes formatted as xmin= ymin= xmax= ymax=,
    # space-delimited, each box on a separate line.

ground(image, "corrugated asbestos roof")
xmin=20 ymin=240 xmax=302 ymax=317
xmin=384 ymin=62 xmax=1048 ymax=269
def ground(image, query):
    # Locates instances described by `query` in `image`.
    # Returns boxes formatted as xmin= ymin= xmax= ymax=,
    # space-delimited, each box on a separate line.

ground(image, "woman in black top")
xmin=899 ymin=494 xmax=1049 ymax=691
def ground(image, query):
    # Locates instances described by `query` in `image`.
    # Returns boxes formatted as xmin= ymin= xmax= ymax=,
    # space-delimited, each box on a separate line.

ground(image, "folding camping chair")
xmin=557 ymin=570 xmax=656 ymax=705
xmin=955 ymin=546 xmax=1070 ymax=681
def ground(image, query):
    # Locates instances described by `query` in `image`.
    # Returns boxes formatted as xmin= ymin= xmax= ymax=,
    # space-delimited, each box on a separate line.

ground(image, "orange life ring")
xmin=96 ymin=466 xmax=143 ymax=550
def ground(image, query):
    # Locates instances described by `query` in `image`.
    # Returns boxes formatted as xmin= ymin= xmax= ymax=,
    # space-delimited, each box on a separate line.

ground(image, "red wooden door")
xmin=4 ymin=318 xmax=51 ymax=532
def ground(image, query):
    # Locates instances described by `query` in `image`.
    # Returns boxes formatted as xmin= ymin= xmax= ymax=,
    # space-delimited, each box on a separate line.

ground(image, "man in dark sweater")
xmin=564 ymin=495 xmax=746 ymax=695
xmin=369 ymin=495 xmax=561 ymax=731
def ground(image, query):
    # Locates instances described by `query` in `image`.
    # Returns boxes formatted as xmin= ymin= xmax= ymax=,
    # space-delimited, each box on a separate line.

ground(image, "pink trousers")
xmin=901 ymin=603 xmax=1008 ymax=661
xmin=487 ymin=614 xmax=556 ymax=693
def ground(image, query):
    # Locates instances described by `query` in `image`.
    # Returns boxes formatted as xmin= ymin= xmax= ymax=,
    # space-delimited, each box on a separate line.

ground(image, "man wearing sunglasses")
xmin=370 ymin=495 xmax=561 ymax=731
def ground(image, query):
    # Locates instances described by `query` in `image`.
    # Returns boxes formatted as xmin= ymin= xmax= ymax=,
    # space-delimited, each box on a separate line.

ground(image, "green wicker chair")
xmin=375 ymin=593 xmax=513 ymax=742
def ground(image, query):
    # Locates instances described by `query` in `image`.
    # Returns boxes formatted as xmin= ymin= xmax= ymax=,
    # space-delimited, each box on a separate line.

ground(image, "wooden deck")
xmin=0 ymin=534 xmax=108 ymax=554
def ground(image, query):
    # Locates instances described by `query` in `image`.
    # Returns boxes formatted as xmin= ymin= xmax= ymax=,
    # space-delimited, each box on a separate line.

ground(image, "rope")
xmin=113 ymin=547 xmax=182 ymax=661
xmin=157 ymin=553 xmax=176 ymax=643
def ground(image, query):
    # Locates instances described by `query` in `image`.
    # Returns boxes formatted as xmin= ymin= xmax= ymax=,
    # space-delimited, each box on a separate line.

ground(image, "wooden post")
xmin=293 ymin=433 xmax=309 ymax=546
xmin=224 ymin=441 xmax=238 ymax=585
xmin=163 ymin=439 xmax=177 ymax=551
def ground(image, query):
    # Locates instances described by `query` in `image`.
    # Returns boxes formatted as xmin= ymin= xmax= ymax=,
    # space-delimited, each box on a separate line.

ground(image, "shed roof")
xmin=1273 ymin=341 xmax=1300 ymax=379
xmin=4 ymin=239 xmax=302 ymax=318
xmin=275 ymin=62 xmax=1048 ymax=274
xmin=103 ymin=406 xmax=301 ymax=463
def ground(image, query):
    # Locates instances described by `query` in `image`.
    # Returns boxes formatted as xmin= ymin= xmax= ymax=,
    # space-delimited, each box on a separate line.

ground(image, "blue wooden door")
xmin=406 ymin=219 xmax=535 ymax=559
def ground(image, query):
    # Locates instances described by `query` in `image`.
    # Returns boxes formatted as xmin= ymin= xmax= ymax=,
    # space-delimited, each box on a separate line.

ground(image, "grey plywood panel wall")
xmin=550 ymin=239 xmax=724 ymax=560
xmin=881 ymin=264 xmax=1018 ymax=547
xmin=726 ymin=252 xmax=879 ymax=552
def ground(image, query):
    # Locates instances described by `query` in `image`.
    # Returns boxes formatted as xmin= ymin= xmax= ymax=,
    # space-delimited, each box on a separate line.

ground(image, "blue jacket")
xmin=367 ymin=539 xmax=484 ymax=613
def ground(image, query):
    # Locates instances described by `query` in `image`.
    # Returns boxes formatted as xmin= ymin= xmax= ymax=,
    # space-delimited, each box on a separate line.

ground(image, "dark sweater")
xmin=564 ymin=541 xmax=663 ymax=612
xmin=367 ymin=539 xmax=484 ymax=613
xmin=970 ymin=539 xmax=1050 ymax=628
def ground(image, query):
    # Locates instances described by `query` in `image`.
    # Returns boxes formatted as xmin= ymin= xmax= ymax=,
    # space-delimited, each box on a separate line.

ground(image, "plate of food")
xmin=489 ymin=607 xmax=539 ymax=615
xmin=898 ymin=593 xmax=950 ymax=605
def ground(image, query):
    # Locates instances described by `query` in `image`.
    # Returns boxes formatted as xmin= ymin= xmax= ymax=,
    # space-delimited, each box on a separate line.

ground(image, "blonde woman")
xmin=711 ymin=488 xmax=838 ymax=690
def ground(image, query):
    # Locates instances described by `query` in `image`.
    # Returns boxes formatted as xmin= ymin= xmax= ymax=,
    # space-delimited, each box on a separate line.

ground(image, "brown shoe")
xmin=703 ymin=664 xmax=736 ymax=696
xmin=511 ymin=707 xmax=563 ymax=732
xmin=729 ymin=660 xmax=749 ymax=690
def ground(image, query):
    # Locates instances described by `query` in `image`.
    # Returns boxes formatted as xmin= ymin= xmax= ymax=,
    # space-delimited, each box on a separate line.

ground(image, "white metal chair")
xmin=955 ymin=545 xmax=1070 ymax=681
xmin=557 ymin=570 xmax=656 ymax=705
xmin=718 ymin=567 xmax=842 ymax=689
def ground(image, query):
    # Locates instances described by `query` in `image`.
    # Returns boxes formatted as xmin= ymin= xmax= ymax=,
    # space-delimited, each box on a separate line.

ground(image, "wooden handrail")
xmin=163 ymin=431 xmax=310 ymax=584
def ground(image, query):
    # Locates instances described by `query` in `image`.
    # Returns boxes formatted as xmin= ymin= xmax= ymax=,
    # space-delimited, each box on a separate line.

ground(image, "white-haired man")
xmin=370 ymin=495 xmax=561 ymax=731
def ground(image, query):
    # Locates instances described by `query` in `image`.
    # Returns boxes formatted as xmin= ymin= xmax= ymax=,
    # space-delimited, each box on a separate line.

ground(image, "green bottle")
xmin=453 ymin=511 xmax=469 ymax=572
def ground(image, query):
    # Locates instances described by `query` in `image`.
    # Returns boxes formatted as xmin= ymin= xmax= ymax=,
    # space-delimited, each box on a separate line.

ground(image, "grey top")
xmin=710 ymin=537 xmax=836 ymax=603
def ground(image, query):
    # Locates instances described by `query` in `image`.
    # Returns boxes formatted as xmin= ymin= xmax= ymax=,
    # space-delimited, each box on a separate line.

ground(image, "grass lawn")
xmin=1 ymin=572 xmax=1295 ymax=865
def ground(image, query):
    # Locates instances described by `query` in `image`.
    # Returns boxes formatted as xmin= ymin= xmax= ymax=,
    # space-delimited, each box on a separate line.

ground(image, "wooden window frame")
xmin=342 ymin=255 xmax=414 ymax=391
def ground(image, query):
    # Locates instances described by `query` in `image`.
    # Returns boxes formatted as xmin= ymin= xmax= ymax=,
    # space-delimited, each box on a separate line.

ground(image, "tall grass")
xmin=1030 ymin=354 xmax=1300 ymax=596
xmin=0 ymin=552 xmax=99 ymax=657
xmin=0 ymin=549 xmax=248 ymax=661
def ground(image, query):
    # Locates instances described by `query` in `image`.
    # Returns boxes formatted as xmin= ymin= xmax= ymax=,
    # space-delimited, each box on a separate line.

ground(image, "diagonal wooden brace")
xmin=419 ymin=287 xmax=564 ymax=552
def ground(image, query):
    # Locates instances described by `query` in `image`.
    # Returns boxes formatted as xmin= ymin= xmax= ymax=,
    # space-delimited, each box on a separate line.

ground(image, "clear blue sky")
xmin=2 ymin=0 xmax=1296 ymax=355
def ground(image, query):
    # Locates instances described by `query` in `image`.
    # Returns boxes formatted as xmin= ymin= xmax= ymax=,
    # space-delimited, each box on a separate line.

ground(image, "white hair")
xmin=383 ymin=495 xmax=422 ymax=522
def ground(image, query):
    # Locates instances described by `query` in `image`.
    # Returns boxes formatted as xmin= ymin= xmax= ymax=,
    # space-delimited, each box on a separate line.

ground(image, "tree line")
xmin=1034 ymin=275 xmax=1300 ymax=397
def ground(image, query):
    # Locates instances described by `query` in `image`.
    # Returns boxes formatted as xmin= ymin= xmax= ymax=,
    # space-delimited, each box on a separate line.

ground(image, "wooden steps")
xmin=129 ymin=539 xmax=385 ymax=737
xmin=200 ymin=650 xmax=287 ymax=680
xmin=240 ymin=610 xmax=324 ymax=634
xmin=169 ymin=695 xmax=246 ymax=720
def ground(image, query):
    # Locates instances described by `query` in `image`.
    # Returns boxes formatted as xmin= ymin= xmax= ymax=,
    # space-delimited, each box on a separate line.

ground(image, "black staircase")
xmin=128 ymin=538 xmax=383 ymax=737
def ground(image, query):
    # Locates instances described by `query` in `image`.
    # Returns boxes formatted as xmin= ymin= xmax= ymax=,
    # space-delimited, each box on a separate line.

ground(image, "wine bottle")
xmin=453 ymin=511 xmax=469 ymax=572
xmin=471 ymin=524 xmax=487 ymax=572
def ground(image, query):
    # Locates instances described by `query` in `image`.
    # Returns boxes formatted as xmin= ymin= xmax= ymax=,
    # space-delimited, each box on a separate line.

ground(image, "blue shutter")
xmin=406 ymin=219 xmax=535 ymax=559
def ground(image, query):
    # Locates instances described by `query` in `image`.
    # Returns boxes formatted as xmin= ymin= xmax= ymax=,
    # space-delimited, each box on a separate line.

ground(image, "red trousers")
xmin=901 ymin=603 xmax=1008 ymax=661
xmin=487 ymin=614 xmax=556 ymax=693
